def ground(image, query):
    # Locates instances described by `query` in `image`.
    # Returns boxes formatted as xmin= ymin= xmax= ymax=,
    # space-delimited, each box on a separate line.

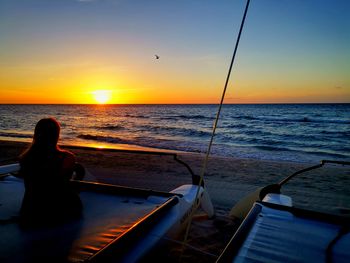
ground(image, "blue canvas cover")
xmin=233 ymin=203 xmax=350 ymax=263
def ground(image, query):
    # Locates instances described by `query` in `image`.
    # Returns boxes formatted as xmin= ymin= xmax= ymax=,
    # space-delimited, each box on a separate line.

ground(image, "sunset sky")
xmin=0 ymin=0 xmax=349 ymax=104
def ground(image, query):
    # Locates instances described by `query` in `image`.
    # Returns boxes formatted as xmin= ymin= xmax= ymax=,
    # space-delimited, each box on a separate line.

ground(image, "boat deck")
xmin=0 ymin=176 xmax=179 ymax=262
xmin=218 ymin=201 xmax=350 ymax=263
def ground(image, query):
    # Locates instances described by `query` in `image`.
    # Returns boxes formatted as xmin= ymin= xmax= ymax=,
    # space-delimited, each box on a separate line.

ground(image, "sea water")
xmin=0 ymin=104 xmax=349 ymax=163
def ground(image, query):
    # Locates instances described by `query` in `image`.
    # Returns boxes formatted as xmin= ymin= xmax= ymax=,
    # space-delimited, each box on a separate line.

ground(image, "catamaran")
xmin=217 ymin=160 xmax=350 ymax=263
xmin=0 ymin=146 xmax=214 ymax=263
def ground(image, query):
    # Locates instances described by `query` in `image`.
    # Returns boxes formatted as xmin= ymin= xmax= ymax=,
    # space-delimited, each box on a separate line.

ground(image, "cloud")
xmin=334 ymin=86 xmax=343 ymax=90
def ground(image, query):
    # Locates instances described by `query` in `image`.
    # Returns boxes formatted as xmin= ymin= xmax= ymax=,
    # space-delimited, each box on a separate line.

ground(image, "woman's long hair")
xmin=20 ymin=118 xmax=61 ymax=161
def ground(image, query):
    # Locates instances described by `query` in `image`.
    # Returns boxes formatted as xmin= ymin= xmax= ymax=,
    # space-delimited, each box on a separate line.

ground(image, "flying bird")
xmin=155 ymin=55 xmax=160 ymax=59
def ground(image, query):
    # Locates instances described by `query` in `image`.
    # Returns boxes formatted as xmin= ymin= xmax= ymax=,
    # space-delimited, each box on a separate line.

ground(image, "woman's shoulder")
xmin=57 ymin=149 xmax=75 ymax=166
xmin=57 ymin=149 xmax=75 ymax=158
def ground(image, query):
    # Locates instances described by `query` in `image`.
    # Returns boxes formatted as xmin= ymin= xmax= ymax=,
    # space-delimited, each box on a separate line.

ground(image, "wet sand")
xmin=1 ymin=140 xmax=349 ymax=262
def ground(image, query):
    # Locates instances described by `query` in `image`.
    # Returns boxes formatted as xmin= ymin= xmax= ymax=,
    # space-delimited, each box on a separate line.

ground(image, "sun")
xmin=92 ymin=90 xmax=111 ymax=104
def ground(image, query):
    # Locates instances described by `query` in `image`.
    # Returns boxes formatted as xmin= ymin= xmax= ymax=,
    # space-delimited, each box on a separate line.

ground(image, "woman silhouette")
xmin=19 ymin=118 xmax=82 ymax=226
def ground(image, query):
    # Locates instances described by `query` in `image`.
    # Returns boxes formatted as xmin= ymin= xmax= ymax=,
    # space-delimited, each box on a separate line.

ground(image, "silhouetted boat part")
xmin=217 ymin=160 xmax=350 ymax=263
xmin=0 ymin=146 xmax=214 ymax=263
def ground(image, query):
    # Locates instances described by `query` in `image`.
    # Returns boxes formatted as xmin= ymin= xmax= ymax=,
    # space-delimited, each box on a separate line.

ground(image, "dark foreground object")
xmin=0 ymin=175 xmax=190 ymax=263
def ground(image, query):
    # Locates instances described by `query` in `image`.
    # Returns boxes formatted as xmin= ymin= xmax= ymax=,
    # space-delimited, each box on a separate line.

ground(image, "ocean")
xmin=0 ymin=104 xmax=349 ymax=163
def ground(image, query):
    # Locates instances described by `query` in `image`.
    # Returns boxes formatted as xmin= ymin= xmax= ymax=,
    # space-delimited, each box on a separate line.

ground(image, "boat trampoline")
xmin=0 ymin=147 xmax=214 ymax=263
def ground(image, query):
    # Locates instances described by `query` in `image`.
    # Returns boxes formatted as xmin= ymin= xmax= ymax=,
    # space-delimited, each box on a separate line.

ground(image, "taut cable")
xmin=179 ymin=0 xmax=251 ymax=261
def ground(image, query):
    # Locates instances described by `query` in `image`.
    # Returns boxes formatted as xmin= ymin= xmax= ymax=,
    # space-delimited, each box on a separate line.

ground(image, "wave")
xmin=254 ymin=144 xmax=349 ymax=159
xmin=320 ymin=130 xmax=350 ymax=136
xmin=304 ymin=150 xmax=349 ymax=159
xmin=239 ymin=116 xmax=256 ymax=121
xmin=136 ymin=125 xmax=212 ymax=138
xmin=77 ymin=134 xmax=126 ymax=144
xmin=235 ymin=115 xmax=350 ymax=124
xmin=254 ymin=145 xmax=294 ymax=152
xmin=177 ymin=114 xmax=212 ymax=120
xmin=224 ymin=123 xmax=247 ymax=129
xmin=96 ymin=124 xmax=125 ymax=130
xmin=0 ymin=131 xmax=32 ymax=139
xmin=155 ymin=114 xmax=212 ymax=121
xmin=125 ymin=114 xmax=148 ymax=118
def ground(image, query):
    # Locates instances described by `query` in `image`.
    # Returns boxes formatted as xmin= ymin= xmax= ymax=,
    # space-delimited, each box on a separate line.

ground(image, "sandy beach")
xmin=1 ymin=140 xmax=349 ymax=262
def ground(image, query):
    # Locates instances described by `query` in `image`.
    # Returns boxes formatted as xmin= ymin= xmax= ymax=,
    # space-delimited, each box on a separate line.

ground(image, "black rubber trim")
xmin=88 ymin=196 xmax=179 ymax=262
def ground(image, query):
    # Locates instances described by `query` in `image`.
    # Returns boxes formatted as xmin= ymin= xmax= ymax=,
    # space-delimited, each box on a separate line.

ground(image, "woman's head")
xmin=33 ymin=118 xmax=60 ymax=149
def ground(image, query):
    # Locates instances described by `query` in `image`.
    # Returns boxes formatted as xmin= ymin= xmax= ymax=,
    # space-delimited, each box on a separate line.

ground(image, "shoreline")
xmin=0 ymin=137 xmax=183 ymax=154
xmin=1 ymin=139 xmax=348 ymax=210
xmin=0 ymin=137 xmax=330 ymax=166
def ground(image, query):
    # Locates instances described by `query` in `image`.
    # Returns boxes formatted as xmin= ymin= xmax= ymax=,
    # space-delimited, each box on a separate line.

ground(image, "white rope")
xmin=161 ymin=236 xmax=219 ymax=258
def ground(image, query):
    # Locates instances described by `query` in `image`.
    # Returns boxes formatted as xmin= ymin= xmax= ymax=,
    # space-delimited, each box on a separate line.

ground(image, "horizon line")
xmin=0 ymin=102 xmax=349 ymax=105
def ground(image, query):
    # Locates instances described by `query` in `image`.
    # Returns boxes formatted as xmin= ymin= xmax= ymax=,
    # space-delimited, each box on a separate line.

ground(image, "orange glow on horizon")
xmin=0 ymin=63 xmax=349 ymax=104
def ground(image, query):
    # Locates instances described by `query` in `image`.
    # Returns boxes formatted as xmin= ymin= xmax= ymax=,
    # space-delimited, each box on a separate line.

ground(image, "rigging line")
xmin=159 ymin=236 xmax=219 ymax=258
xmin=180 ymin=0 xmax=251 ymax=259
